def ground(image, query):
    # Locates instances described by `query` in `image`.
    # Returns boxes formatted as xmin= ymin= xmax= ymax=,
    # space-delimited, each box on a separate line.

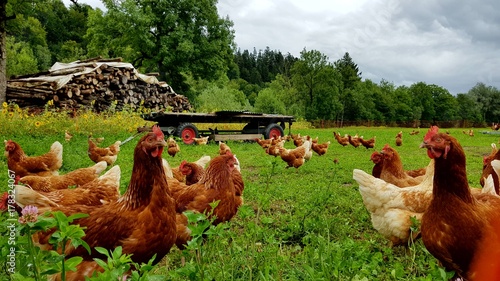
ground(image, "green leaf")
xmin=94 ymin=247 xmax=111 ymax=257
xmin=112 ymin=246 xmax=123 ymax=259
xmin=93 ymin=258 xmax=108 ymax=270
xmin=67 ymin=213 xmax=90 ymax=222
xmin=65 ymin=256 xmax=84 ymax=271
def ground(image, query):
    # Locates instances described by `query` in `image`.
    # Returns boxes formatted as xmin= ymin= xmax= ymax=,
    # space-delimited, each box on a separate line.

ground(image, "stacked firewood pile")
xmin=7 ymin=57 xmax=192 ymax=112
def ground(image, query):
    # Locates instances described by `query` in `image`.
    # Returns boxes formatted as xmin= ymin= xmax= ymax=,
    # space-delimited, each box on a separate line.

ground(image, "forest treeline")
xmin=5 ymin=0 xmax=500 ymax=127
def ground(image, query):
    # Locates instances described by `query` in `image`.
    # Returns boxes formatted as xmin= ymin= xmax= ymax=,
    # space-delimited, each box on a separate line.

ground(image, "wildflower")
xmin=2 ymin=102 xmax=7 ymax=108
xmin=18 ymin=205 xmax=38 ymax=224
xmin=8 ymin=112 xmax=14 ymax=117
xmin=35 ymin=121 xmax=42 ymax=127
xmin=83 ymin=114 xmax=88 ymax=119
xmin=47 ymin=100 xmax=54 ymax=106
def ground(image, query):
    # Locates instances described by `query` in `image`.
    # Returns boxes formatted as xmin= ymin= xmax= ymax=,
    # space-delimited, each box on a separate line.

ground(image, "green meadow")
xmin=1 ymin=106 xmax=497 ymax=280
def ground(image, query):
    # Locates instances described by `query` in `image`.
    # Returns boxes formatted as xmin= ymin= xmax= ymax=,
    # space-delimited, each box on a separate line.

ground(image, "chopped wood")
xmin=6 ymin=58 xmax=192 ymax=113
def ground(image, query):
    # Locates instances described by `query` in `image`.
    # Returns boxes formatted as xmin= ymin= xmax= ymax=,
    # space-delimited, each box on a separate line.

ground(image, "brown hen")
xmin=5 ymin=140 xmax=63 ymax=177
xmin=420 ymin=126 xmax=500 ymax=280
xmin=32 ymin=125 xmax=177 ymax=280
xmin=18 ymin=161 xmax=107 ymax=192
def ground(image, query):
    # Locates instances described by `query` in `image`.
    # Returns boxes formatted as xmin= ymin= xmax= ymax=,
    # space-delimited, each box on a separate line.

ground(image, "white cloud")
xmin=63 ymin=0 xmax=500 ymax=94
xmin=217 ymin=0 xmax=500 ymax=94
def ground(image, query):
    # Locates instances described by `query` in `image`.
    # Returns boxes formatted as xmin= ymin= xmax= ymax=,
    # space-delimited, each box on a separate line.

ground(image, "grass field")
xmin=1 ymin=106 xmax=498 ymax=280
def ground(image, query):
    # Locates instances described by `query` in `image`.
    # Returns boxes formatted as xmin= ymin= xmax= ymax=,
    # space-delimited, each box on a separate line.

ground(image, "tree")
xmin=392 ymin=85 xmax=414 ymax=123
xmin=409 ymin=82 xmax=436 ymax=122
xmin=333 ymin=52 xmax=362 ymax=125
xmin=431 ymin=86 xmax=459 ymax=121
xmin=334 ymin=52 xmax=362 ymax=90
xmin=468 ymin=82 xmax=500 ymax=123
xmin=195 ymin=83 xmax=251 ymax=112
xmin=291 ymin=49 xmax=342 ymax=120
xmin=85 ymin=0 xmax=235 ymax=95
xmin=254 ymin=87 xmax=286 ymax=115
xmin=456 ymin=93 xmax=483 ymax=124
xmin=6 ymin=37 xmax=39 ymax=77
xmin=0 ymin=0 xmax=17 ymax=104
xmin=7 ymin=13 xmax=51 ymax=73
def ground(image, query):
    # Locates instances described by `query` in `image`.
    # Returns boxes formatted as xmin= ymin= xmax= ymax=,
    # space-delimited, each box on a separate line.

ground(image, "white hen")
xmin=353 ymin=159 xmax=435 ymax=246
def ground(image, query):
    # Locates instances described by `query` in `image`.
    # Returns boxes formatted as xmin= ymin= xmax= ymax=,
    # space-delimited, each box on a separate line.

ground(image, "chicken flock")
xmin=354 ymin=126 xmax=500 ymax=280
xmin=3 ymin=125 xmax=244 ymax=280
xmin=3 ymin=124 xmax=500 ymax=280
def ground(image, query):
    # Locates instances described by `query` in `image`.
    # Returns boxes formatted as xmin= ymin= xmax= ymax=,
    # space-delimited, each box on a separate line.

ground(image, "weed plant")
xmin=0 ymin=101 xmax=497 ymax=280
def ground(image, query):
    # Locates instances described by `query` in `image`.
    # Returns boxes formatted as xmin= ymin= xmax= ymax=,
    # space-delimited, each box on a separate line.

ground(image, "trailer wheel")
xmin=177 ymin=123 xmax=199 ymax=144
xmin=264 ymin=123 xmax=284 ymax=139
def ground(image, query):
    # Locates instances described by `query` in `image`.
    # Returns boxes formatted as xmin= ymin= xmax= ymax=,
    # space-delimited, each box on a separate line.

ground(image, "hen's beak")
xmin=158 ymin=138 xmax=167 ymax=147
xmin=419 ymin=142 xmax=428 ymax=149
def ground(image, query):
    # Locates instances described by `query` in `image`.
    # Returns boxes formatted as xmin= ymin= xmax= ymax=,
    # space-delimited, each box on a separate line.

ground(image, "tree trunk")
xmin=0 ymin=0 xmax=8 ymax=105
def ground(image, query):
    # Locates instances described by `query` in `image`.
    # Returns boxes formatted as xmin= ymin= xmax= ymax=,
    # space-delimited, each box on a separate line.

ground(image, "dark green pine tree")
xmin=334 ymin=52 xmax=362 ymax=90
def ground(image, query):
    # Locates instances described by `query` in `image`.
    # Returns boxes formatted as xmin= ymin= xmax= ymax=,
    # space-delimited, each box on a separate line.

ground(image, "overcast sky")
xmin=65 ymin=0 xmax=499 ymax=95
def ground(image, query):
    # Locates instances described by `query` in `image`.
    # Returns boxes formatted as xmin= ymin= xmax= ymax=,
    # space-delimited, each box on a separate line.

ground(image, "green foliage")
xmin=87 ymin=247 xmax=163 ymax=281
xmin=456 ymin=93 xmax=483 ymax=124
xmin=86 ymin=0 xmax=235 ymax=94
xmin=291 ymin=49 xmax=343 ymax=120
xmin=195 ymin=84 xmax=252 ymax=112
xmin=6 ymin=37 xmax=39 ymax=77
xmin=468 ymin=82 xmax=500 ymax=123
xmin=253 ymin=87 xmax=286 ymax=115
xmin=1 ymin=209 xmax=90 ymax=280
xmin=334 ymin=52 xmax=362 ymax=90
xmin=57 ymin=40 xmax=86 ymax=63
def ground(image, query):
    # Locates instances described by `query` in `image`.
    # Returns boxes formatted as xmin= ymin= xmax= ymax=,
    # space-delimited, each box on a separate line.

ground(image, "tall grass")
xmin=1 ymin=103 xmax=497 ymax=280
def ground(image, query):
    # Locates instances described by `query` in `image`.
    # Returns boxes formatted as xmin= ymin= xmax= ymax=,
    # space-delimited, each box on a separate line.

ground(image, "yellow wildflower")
xmin=83 ymin=114 xmax=88 ymax=119
xmin=2 ymin=102 xmax=7 ymax=108
xmin=8 ymin=112 xmax=14 ymax=117
xmin=35 ymin=121 xmax=42 ymax=127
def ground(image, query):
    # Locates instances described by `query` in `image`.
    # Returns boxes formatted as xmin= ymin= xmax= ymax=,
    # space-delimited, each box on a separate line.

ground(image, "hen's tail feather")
xmin=14 ymin=185 xmax=59 ymax=208
xmin=92 ymin=161 xmax=108 ymax=175
xmin=491 ymin=160 xmax=500 ymax=178
xmin=194 ymin=155 xmax=211 ymax=168
xmin=163 ymin=158 xmax=174 ymax=179
xmin=96 ymin=165 xmax=121 ymax=192
xmin=482 ymin=174 xmax=496 ymax=195
xmin=50 ymin=141 xmax=63 ymax=170
xmin=233 ymin=154 xmax=241 ymax=172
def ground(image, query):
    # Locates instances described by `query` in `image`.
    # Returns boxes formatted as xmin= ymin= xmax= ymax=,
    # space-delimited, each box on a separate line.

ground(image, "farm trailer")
xmin=142 ymin=111 xmax=296 ymax=144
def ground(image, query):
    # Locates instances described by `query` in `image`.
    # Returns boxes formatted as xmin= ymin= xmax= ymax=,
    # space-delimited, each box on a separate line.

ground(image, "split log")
xmin=6 ymin=59 xmax=193 ymax=113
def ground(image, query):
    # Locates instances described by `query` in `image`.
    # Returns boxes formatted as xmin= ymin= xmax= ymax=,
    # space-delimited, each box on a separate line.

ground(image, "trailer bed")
xmin=142 ymin=111 xmax=295 ymax=144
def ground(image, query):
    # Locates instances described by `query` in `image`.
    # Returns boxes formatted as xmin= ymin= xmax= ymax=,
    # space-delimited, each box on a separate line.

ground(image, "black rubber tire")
xmin=176 ymin=123 xmax=199 ymax=145
xmin=264 ymin=123 xmax=284 ymax=139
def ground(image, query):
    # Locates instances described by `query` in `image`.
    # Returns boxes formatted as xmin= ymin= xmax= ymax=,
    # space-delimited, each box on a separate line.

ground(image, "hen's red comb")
xmin=424 ymin=126 xmax=439 ymax=143
xmin=179 ymin=160 xmax=187 ymax=169
xmin=370 ymin=151 xmax=380 ymax=160
xmin=152 ymin=125 xmax=164 ymax=139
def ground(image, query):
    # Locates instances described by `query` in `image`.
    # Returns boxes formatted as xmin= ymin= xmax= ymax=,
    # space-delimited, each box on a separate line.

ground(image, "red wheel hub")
xmin=269 ymin=128 xmax=282 ymax=139
xmin=181 ymin=128 xmax=196 ymax=144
